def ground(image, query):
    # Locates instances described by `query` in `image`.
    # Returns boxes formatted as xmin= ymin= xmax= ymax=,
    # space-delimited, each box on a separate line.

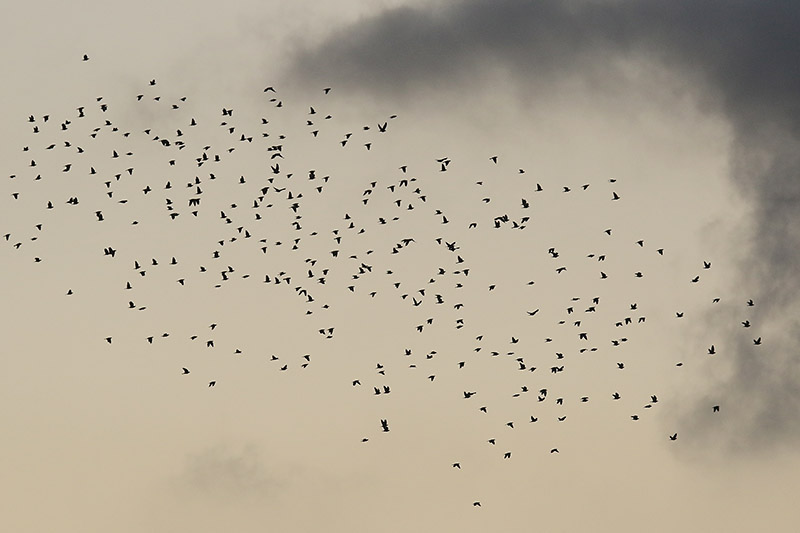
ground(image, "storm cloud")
xmin=288 ymin=0 xmax=800 ymax=452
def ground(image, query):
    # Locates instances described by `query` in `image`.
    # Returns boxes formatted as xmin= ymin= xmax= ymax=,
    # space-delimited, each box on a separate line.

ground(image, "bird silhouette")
xmin=3 ymin=75 xmax=739 ymax=513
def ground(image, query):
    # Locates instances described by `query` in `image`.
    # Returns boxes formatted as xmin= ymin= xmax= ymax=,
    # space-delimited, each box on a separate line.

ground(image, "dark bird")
xmin=181 ymin=368 xmax=190 ymax=374
xmin=381 ymin=419 xmax=390 ymax=432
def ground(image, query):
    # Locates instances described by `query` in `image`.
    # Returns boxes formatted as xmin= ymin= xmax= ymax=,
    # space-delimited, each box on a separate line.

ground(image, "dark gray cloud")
xmin=287 ymin=0 xmax=800 ymax=452
xmin=290 ymin=0 xmax=800 ymax=122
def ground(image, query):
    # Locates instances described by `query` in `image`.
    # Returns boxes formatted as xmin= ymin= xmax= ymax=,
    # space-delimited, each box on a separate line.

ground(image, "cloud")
xmin=286 ymin=0 xmax=800 ymax=452
xmin=178 ymin=443 xmax=283 ymax=502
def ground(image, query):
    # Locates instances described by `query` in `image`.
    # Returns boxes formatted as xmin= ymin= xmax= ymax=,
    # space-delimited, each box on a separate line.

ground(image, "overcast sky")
xmin=2 ymin=1 xmax=799 ymax=531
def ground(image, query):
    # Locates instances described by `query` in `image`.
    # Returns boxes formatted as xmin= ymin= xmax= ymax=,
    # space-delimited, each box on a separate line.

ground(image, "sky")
xmin=2 ymin=1 xmax=799 ymax=531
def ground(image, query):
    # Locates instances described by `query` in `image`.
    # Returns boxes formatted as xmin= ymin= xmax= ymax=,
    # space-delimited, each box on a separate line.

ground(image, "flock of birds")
xmin=2 ymin=55 xmax=764 ymax=508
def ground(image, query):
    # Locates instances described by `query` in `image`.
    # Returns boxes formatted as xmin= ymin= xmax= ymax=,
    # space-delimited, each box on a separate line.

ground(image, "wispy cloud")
xmin=178 ymin=443 xmax=284 ymax=502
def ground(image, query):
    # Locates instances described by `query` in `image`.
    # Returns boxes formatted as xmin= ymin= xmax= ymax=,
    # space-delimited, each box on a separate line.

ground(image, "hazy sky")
xmin=2 ymin=1 xmax=799 ymax=531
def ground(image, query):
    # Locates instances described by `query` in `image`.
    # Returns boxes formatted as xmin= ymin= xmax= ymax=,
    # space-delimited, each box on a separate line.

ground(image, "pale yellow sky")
xmin=2 ymin=1 xmax=798 ymax=532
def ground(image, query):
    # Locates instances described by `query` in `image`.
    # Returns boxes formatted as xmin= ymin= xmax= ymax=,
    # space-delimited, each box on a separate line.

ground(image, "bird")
xmin=4 ymin=74 xmax=737 ymax=514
